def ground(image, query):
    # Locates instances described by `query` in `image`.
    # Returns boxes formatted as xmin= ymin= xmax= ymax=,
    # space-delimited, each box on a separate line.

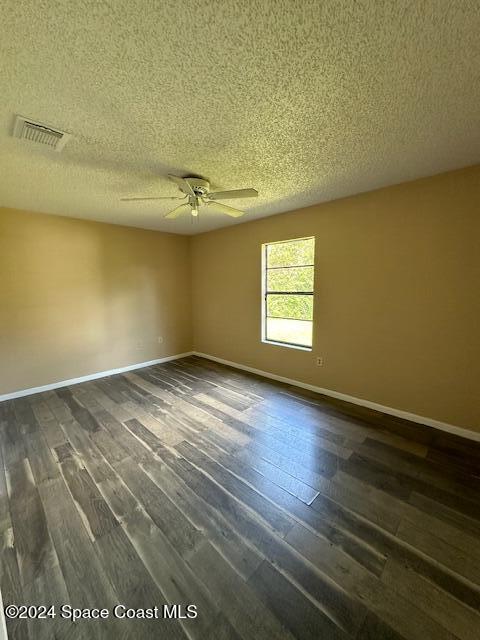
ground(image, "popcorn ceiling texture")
xmin=1 ymin=0 xmax=479 ymax=235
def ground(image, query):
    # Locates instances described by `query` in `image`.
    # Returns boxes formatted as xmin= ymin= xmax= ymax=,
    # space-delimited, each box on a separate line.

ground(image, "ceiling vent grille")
xmin=13 ymin=115 xmax=71 ymax=151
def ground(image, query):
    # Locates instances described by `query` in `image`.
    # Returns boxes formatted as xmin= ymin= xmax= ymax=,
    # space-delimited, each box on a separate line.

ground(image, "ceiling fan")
xmin=121 ymin=175 xmax=258 ymax=219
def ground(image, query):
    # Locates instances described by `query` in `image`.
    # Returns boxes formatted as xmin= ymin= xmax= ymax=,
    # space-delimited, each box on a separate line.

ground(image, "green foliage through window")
xmin=267 ymin=295 xmax=313 ymax=320
xmin=266 ymin=238 xmax=314 ymax=268
xmin=263 ymin=237 xmax=314 ymax=347
xmin=267 ymin=266 xmax=313 ymax=292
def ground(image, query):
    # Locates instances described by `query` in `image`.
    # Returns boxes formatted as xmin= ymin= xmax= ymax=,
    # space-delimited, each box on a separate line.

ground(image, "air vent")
xmin=13 ymin=115 xmax=71 ymax=152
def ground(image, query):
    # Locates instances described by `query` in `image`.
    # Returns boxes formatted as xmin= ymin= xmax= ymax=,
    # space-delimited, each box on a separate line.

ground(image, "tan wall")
xmin=191 ymin=165 xmax=480 ymax=432
xmin=2 ymin=166 xmax=479 ymax=431
xmin=0 ymin=208 xmax=192 ymax=394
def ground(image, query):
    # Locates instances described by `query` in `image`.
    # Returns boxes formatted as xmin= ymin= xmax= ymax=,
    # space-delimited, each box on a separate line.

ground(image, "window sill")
xmin=262 ymin=339 xmax=312 ymax=352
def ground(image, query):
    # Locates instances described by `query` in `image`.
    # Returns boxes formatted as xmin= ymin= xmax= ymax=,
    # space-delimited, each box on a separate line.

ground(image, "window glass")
xmin=262 ymin=237 xmax=314 ymax=349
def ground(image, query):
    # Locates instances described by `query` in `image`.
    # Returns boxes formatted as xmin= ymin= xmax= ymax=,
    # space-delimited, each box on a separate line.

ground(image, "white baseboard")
xmin=2 ymin=349 xmax=478 ymax=443
xmin=193 ymin=351 xmax=480 ymax=443
xmin=0 ymin=352 xmax=194 ymax=402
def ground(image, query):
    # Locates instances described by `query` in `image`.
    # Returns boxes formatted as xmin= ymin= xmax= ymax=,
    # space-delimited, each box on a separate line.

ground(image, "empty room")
xmin=1 ymin=1 xmax=479 ymax=639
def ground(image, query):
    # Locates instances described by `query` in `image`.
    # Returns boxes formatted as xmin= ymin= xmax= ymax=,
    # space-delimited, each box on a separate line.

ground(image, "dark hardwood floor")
xmin=0 ymin=356 xmax=479 ymax=639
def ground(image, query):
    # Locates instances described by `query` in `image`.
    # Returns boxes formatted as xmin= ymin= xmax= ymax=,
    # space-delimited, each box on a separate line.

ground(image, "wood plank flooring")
xmin=0 ymin=355 xmax=479 ymax=639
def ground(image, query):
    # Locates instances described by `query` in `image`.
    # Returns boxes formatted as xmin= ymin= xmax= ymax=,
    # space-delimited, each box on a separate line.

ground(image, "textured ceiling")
xmin=1 ymin=1 xmax=479 ymax=235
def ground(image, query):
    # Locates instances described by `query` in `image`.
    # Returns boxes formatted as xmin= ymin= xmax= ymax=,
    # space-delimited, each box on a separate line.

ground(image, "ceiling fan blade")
xmin=206 ymin=201 xmax=245 ymax=218
xmin=164 ymin=203 xmax=191 ymax=219
xmin=120 ymin=196 xmax=185 ymax=201
xmin=207 ymin=188 xmax=258 ymax=201
xmin=168 ymin=174 xmax=195 ymax=197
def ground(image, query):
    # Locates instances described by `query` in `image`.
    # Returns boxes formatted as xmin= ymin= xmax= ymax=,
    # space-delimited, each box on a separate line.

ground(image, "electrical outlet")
xmin=157 ymin=336 xmax=164 ymax=344
xmin=316 ymin=356 xmax=324 ymax=366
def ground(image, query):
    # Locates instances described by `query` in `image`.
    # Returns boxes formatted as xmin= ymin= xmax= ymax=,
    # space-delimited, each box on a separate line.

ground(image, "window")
xmin=262 ymin=237 xmax=315 ymax=350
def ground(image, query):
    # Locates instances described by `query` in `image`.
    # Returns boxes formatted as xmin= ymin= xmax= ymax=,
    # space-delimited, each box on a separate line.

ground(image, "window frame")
xmin=261 ymin=236 xmax=315 ymax=351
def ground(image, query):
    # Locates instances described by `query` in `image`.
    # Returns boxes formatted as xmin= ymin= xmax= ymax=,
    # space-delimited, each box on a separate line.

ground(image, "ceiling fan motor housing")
xmin=185 ymin=177 xmax=210 ymax=196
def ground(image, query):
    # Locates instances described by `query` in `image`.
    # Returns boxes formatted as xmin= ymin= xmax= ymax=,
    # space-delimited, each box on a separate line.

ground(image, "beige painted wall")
xmin=0 ymin=208 xmax=191 ymax=394
xmin=191 ymin=165 xmax=480 ymax=432
xmin=2 ymin=166 xmax=479 ymax=432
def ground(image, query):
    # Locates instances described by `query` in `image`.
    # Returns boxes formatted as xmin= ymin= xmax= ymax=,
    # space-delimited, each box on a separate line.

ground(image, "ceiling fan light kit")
xmin=121 ymin=175 xmax=258 ymax=220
